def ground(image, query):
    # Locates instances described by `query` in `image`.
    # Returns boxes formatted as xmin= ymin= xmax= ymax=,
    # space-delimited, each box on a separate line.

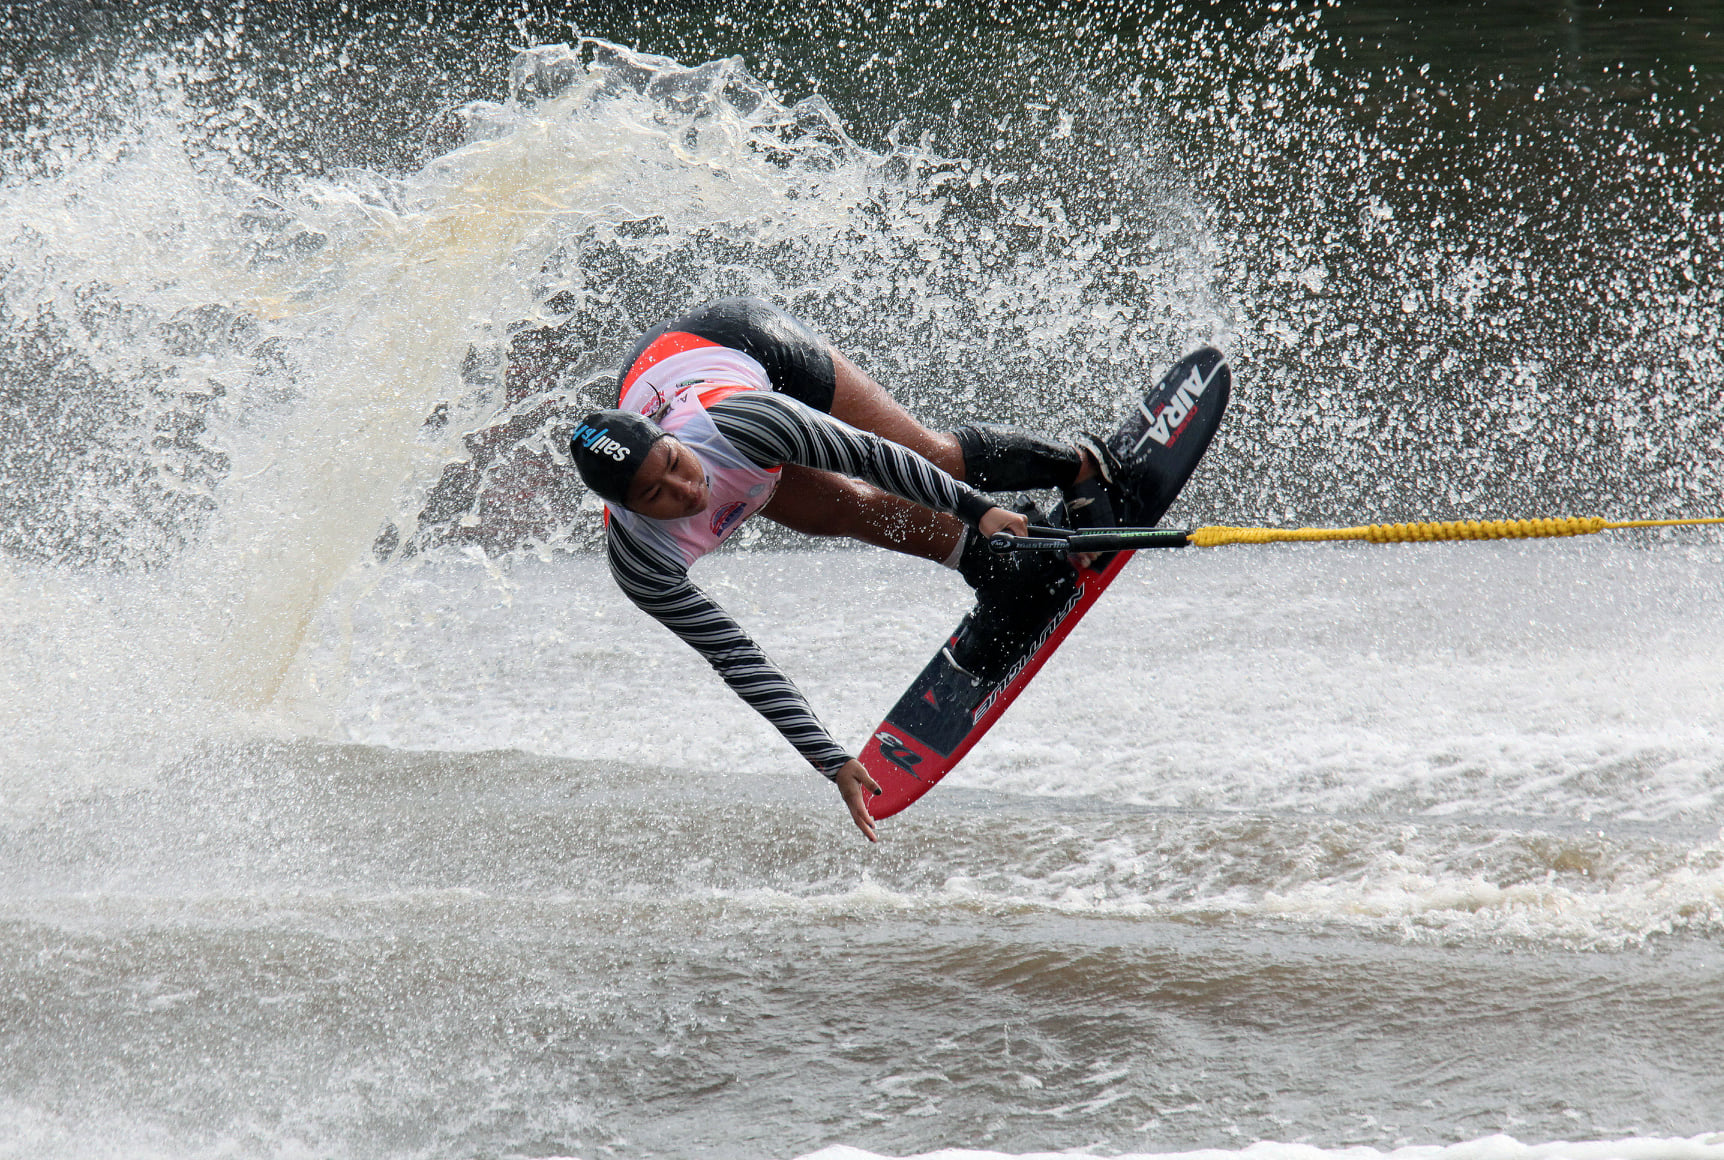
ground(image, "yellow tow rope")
xmin=1185 ymin=516 xmax=1724 ymax=548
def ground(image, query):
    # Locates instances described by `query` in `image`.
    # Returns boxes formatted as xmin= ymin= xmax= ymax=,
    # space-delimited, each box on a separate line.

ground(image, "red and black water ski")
xmin=862 ymin=347 xmax=1232 ymax=820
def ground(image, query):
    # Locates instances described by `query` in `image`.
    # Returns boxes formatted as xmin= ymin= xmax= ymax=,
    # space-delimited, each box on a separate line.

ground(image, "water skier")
xmin=570 ymin=298 xmax=1118 ymax=841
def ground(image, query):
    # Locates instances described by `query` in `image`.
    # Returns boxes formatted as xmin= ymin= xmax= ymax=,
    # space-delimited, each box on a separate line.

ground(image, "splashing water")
xmin=0 ymin=31 xmax=1226 ymax=785
xmin=0 ymin=4 xmax=1715 ymax=824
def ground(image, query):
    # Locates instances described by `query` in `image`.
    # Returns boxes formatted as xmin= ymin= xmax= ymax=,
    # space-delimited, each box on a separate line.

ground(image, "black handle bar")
xmin=987 ymin=526 xmax=1193 ymax=553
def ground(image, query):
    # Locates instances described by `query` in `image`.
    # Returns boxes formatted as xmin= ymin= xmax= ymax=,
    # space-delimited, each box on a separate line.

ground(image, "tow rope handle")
xmin=989 ymin=517 xmax=1724 ymax=554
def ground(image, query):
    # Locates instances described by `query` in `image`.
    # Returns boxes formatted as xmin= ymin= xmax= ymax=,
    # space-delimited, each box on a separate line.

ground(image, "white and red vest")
xmin=605 ymin=333 xmax=782 ymax=568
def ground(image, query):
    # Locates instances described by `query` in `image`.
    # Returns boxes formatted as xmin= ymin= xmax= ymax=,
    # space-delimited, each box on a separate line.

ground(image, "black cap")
xmin=570 ymin=410 xmax=666 ymax=506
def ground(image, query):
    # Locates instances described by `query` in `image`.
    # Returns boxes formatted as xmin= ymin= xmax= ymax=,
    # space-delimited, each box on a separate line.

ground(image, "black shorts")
xmin=617 ymin=297 xmax=837 ymax=414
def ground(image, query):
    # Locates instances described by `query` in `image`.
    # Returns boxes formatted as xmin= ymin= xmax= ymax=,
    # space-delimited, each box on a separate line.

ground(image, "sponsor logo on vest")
xmin=573 ymin=423 xmax=631 ymax=462
xmin=874 ymin=730 xmax=925 ymax=778
xmin=709 ymin=500 xmax=748 ymax=537
xmin=1134 ymin=362 xmax=1212 ymax=452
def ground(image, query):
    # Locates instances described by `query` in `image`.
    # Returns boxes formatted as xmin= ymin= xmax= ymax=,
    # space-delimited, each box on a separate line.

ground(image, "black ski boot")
xmin=952 ymin=424 xmax=1082 ymax=492
xmin=950 ymin=509 xmax=1078 ymax=683
xmin=1068 ymin=432 xmax=1127 ymax=528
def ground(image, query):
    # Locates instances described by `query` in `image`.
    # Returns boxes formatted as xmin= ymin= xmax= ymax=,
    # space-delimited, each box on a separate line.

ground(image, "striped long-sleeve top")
xmin=605 ymin=390 xmax=995 ymax=778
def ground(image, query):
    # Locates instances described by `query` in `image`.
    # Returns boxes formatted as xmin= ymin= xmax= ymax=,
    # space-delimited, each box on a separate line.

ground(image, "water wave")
xmin=803 ymin=1133 xmax=1724 ymax=1160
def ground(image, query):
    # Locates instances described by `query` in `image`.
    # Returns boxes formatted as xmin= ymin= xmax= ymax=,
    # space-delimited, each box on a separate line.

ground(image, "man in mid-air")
xmin=570 ymin=297 xmax=1119 ymax=841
